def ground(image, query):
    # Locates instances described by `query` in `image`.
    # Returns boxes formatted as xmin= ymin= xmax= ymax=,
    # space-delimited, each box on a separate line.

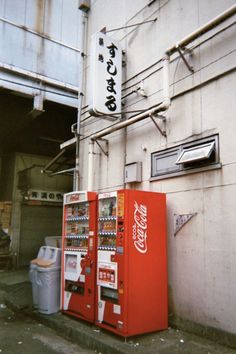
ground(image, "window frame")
xmin=176 ymin=140 xmax=215 ymax=165
xmin=150 ymin=134 xmax=221 ymax=181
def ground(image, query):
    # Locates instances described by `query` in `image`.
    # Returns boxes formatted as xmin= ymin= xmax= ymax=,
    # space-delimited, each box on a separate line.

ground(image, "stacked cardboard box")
xmin=0 ymin=202 xmax=12 ymax=268
xmin=0 ymin=201 xmax=12 ymax=233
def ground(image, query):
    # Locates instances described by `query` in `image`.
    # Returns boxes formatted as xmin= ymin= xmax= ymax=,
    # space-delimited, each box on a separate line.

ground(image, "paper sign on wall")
xmin=174 ymin=213 xmax=197 ymax=236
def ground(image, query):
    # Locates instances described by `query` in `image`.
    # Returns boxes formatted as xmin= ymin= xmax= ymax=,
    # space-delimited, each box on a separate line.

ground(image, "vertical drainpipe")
xmin=161 ymin=54 xmax=171 ymax=111
xmin=87 ymin=139 xmax=95 ymax=191
xmin=74 ymin=8 xmax=89 ymax=191
xmin=122 ymin=51 xmax=127 ymax=189
xmin=86 ymin=5 xmax=236 ymax=191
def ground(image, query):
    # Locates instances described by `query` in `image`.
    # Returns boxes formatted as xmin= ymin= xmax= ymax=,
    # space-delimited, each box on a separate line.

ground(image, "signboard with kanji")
xmin=89 ymin=32 xmax=122 ymax=116
xmin=26 ymin=189 xmax=64 ymax=203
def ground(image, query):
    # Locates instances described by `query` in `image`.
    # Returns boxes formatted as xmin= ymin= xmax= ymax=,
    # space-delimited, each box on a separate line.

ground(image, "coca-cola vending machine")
xmin=61 ymin=191 xmax=97 ymax=322
xmin=96 ymin=189 xmax=167 ymax=337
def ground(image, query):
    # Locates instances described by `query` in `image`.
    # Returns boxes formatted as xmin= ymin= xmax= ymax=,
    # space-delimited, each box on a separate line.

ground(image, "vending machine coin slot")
xmin=101 ymin=287 xmax=119 ymax=304
xmin=65 ymin=280 xmax=85 ymax=295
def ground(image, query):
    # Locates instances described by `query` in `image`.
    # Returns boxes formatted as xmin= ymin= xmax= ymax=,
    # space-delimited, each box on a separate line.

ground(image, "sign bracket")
xmin=95 ymin=139 xmax=109 ymax=157
xmin=176 ymin=45 xmax=194 ymax=73
xmin=149 ymin=114 xmax=167 ymax=137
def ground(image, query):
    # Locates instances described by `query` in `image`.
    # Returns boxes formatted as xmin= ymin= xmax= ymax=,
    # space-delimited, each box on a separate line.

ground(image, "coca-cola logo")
xmin=68 ymin=194 xmax=80 ymax=202
xmin=132 ymin=201 xmax=147 ymax=254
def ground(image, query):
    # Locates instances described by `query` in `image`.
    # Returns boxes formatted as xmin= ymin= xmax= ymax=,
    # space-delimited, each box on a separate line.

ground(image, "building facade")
xmin=0 ymin=0 xmax=235 ymax=342
xmin=78 ymin=0 xmax=236 ymax=338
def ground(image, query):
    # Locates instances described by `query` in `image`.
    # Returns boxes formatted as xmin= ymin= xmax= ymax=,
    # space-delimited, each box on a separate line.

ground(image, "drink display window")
xmin=98 ymin=196 xmax=117 ymax=250
xmin=65 ymin=202 xmax=89 ymax=251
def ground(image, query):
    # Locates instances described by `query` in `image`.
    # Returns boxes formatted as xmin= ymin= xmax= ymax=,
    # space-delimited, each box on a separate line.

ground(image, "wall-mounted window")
xmin=151 ymin=135 xmax=221 ymax=180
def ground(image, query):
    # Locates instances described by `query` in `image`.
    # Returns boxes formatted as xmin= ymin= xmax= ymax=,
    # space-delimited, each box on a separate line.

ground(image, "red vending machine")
xmin=96 ymin=189 xmax=167 ymax=337
xmin=61 ymin=191 xmax=97 ymax=322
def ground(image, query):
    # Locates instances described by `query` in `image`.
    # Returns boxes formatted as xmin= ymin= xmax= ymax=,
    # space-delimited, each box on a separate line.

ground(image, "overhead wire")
xmin=79 ymin=49 xmax=236 ymax=141
xmin=79 ymin=18 xmax=236 ymax=126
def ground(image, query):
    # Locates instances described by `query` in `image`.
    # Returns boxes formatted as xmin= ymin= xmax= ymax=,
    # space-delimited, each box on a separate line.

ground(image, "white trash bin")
xmin=29 ymin=246 xmax=48 ymax=308
xmin=36 ymin=266 xmax=61 ymax=315
xmin=29 ymin=246 xmax=61 ymax=312
xmin=29 ymin=263 xmax=38 ymax=308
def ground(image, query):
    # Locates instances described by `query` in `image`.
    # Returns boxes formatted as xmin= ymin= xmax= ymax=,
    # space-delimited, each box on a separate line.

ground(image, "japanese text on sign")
xmin=89 ymin=32 xmax=122 ymax=116
xmin=26 ymin=189 xmax=63 ymax=203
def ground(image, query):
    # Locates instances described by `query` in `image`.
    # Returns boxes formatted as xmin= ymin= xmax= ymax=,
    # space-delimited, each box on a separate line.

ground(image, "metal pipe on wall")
xmin=87 ymin=56 xmax=170 ymax=190
xmin=86 ymin=4 xmax=236 ymax=191
xmin=87 ymin=140 xmax=95 ymax=191
xmin=89 ymin=4 xmax=236 ymax=142
xmin=74 ymin=10 xmax=88 ymax=191
xmin=166 ymin=4 xmax=236 ymax=56
xmin=90 ymin=56 xmax=170 ymax=142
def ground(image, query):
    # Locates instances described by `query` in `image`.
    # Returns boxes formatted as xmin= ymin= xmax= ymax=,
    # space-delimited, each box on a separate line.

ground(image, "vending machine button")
xmin=85 ymin=267 xmax=91 ymax=274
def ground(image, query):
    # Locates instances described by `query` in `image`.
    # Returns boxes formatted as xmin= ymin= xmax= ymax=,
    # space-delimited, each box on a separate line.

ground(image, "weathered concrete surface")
xmin=0 ymin=269 xmax=235 ymax=354
xmin=0 ymin=299 xmax=95 ymax=354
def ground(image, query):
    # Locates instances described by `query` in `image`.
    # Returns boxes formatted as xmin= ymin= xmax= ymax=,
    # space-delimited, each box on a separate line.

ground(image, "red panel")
xmin=95 ymin=189 xmax=167 ymax=337
xmin=126 ymin=190 xmax=167 ymax=335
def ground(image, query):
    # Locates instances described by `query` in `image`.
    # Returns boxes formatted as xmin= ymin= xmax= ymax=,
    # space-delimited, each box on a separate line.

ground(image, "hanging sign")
xmin=89 ymin=32 xmax=122 ymax=117
xmin=25 ymin=189 xmax=64 ymax=203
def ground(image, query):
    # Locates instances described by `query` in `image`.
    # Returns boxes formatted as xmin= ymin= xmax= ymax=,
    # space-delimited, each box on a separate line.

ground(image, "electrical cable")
xmin=78 ymin=52 xmax=236 ymax=140
xmin=118 ymin=0 xmax=170 ymax=41
xmin=121 ymin=20 xmax=236 ymax=91
xmin=78 ymin=19 xmax=236 ymax=123
xmin=80 ymin=38 xmax=236 ymax=129
xmin=80 ymin=108 xmax=147 ymax=128
xmin=106 ymin=18 xmax=157 ymax=33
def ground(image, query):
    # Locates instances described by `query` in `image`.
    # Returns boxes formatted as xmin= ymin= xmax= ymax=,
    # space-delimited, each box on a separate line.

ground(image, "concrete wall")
xmin=0 ymin=154 xmax=15 ymax=201
xmin=79 ymin=0 xmax=236 ymax=335
xmin=0 ymin=0 xmax=81 ymax=107
xmin=19 ymin=204 xmax=63 ymax=265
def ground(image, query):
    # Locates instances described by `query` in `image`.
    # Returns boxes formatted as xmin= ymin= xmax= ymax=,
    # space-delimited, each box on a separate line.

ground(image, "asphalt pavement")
xmin=0 ymin=269 xmax=235 ymax=354
xmin=0 ymin=301 xmax=94 ymax=354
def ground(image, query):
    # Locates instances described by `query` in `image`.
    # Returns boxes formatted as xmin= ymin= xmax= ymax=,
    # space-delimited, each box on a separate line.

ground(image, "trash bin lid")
xmin=37 ymin=265 xmax=61 ymax=272
xmin=31 ymin=258 xmax=55 ymax=268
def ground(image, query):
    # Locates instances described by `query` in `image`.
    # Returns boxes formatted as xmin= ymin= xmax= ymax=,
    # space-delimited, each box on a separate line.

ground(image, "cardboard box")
xmin=0 ymin=201 xmax=12 ymax=230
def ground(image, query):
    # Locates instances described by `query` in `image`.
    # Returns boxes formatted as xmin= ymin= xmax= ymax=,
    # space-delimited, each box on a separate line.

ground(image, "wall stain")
xmin=35 ymin=0 xmax=44 ymax=34
xmin=168 ymin=284 xmax=176 ymax=317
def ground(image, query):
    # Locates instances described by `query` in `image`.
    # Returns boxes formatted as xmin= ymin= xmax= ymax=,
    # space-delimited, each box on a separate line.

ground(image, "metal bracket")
xmin=95 ymin=138 xmax=109 ymax=156
xmin=149 ymin=114 xmax=167 ymax=137
xmin=29 ymin=90 xmax=45 ymax=118
xmin=176 ymin=45 xmax=194 ymax=73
